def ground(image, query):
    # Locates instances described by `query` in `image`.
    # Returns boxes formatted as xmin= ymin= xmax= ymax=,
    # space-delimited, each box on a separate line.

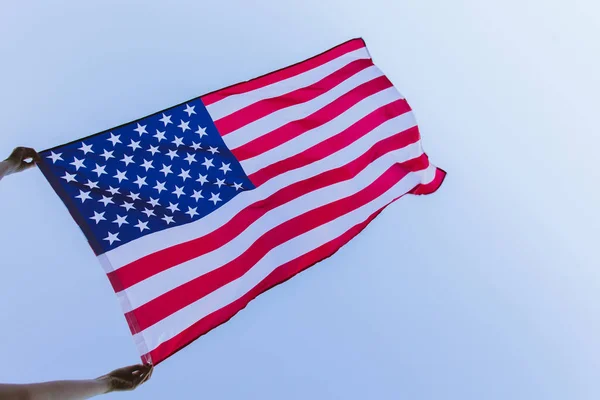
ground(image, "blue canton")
xmin=39 ymin=99 xmax=254 ymax=254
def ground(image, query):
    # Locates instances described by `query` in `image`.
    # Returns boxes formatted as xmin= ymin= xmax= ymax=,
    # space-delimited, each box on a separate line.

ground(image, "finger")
xmin=136 ymin=366 xmax=152 ymax=387
xmin=13 ymin=161 xmax=34 ymax=173
xmin=139 ymin=372 xmax=150 ymax=386
xmin=142 ymin=366 xmax=153 ymax=381
xmin=20 ymin=147 xmax=39 ymax=161
xmin=12 ymin=147 xmax=27 ymax=160
xmin=139 ymin=372 xmax=151 ymax=386
xmin=131 ymin=368 xmax=145 ymax=379
xmin=146 ymin=366 xmax=154 ymax=380
xmin=19 ymin=160 xmax=36 ymax=170
xmin=132 ymin=373 xmax=146 ymax=388
xmin=123 ymin=364 xmax=145 ymax=374
xmin=29 ymin=151 xmax=42 ymax=163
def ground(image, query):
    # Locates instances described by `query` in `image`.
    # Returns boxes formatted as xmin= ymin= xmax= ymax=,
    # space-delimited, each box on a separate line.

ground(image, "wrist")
xmin=0 ymin=159 xmax=18 ymax=175
xmin=95 ymin=376 xmax=113 ymax=394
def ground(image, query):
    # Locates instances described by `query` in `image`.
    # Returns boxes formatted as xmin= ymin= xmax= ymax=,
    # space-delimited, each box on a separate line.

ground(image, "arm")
xmin=0 ymin=159 xmax=17 ymax=180
xmin=0 ymin=364 xmax=152 ymax=400
xmin=0 ymin=379 xmax=110 ymax=400
xmin=0 ymin=147 xmax=41 ymax=181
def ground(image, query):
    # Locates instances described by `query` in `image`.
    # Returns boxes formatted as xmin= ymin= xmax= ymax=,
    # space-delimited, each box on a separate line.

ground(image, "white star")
xmin=196 ymin=174 xmax=209 ymax=185
xmin=186 ymin=206 xmax=199 ymax=218
xmin=160 ymin=164 xmax=173 ymax=176
xmin=75 ymin=190 xmax=92 ymax=203
xmin=104 ymin=232 xmax=120 ymax=245
xmin=128 ymin=139 xmax=141 ymax=151
xmin=166 ymin=149 xmax=179 ymax=160
xmin=191 ymin=189 xmax=204 ymax=202
xmin=154 ymin=181 xmax=167 ymax=193
xmin=142 ymin=208 xmax=156 ymax=218
xmin=92 ymin=164 xmax=107 ymax=177
xmin=107 ymin=133 xmax=121 ymax=146
xmin=201 ymin=157 xmax=214 ymax=169
xmin=154 ymin=129 xmax=166 ymax=142
xmin=134 ymin=219 xmax=150 ymax=232
xmin=79 ymin=142 xmax=94 ymax=155
xmin=70 ymin=157 xmax=86 ymax=171
xmin=113 ymin=215 xmax=129 ymax=227
xmin=178 ymin=169 xmax=191 ymax=182
xmin=215 ymin=178 xmax=226 ymax=188
xmin=178 ymin=120 xmax=190 ymax=133
xmin=184 ymin=153 xmax=197 ymax=164
xmin=141 ymin=159 xmax=154 ymax=171
xmin=172 ymin=186 xmax=185 ymax=198
xmin=114 ymin=170 xmax=128 ymax=183
xmin=62 ymin=172 xmax=77 ymax=183
xmin=219 ymin=162 xmax=232 ymax=174
xmin=147 ymin=198 xmax=160 ymax=207
xmin=101 ymin=149 xmax=115 ymax=161
xmin=172 ymin=136 xmax=184 ymax=147
xmin=133 ymin=175 xmax=148 ymax=188
xmin=147 ymin=145 xmax=160 ymax=156
xmin=183 ymin=104 xmax=196 ymax=117
xmin=90 ymin=211 xmax=106 ymax=224
xmin=121 ymin=154 xmax=135 ymax=166
xmin=84 ymin=179 xmax=99 ymax=189
xmin=162 ymin=215 xmax=175 ymax=225
xmin=191 ymin=142 xmax=202 ymax=151
xmin=233 ymin=182 xmax=244 ymax=191
xmin=196 ymin=125 xmax=208 ymax=138
xmin=209 ymin=192 xmax=222 ymax=205
xmin=159 ymin=113 xmax=173 ymax=126
xmin=121 ymin=201 xmax=135 ymax=211
xmin=99 ymin=195 xmax=114 ymax=207
xmin=47 ymin=152 xmax=63 ymax=163
xmin=134 ymin=123 xmax=148 ymax=136
xmin=107 ymin=186 xmax=120 ymax=195
xmin=127 ymin=192 xmax=141 ymax=201
xmin=167 ymin=202 xmax=179 ymax=213
xmin=207 ymin=146 xmax=219 ymax=155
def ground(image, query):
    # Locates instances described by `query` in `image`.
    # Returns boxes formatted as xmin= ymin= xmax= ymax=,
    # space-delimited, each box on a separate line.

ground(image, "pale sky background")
xmin=1 ymin=1 xmax=599 ymax=399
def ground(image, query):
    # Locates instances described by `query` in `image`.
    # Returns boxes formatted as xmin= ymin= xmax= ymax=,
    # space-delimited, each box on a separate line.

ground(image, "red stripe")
xmin=216 ymin=59 xmax=373 ymax=135
xmin=108 ymin=132 xmax=423 ymax=292
xmin=127 ymin=161 xmax=428 ymax=332
xmin=201 ymin=39 xmax=366 ymax=106
xmin=249 ymin=99 xmax=412 ymax=186
xmin=410 ymin=167 xmax=447 ymax=195
xmin=232 ymin=75 xmax=393 ymax=161
xmin=146 ymin=187 xmax=414 ymax=365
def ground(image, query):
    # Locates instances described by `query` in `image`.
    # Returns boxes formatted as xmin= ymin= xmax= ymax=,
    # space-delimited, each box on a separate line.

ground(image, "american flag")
xmin=38 ymin=38 xmax=445 ymax=365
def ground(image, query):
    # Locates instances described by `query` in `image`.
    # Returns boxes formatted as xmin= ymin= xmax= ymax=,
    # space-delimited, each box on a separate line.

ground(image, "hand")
xmin=5 ymin=147 xmax=41 ymax=173
xmin=98 ymin=364 xmax=153 ymax=393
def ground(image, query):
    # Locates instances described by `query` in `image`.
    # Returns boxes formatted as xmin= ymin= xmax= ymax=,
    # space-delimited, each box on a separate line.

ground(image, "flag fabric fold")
xmin=38 ymin=38 xmax=445 ymax=365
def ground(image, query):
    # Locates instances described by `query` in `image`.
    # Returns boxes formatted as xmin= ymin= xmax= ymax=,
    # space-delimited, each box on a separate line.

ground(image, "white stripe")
xmin=101 ymin=112 xmax=421 ymax=271
xmin=118 ymin=142 xmax=424 ymax=312
xmin=222 ymin=65 xmax=385 ymax=150
xmin=206 ymin=48 xmax=370 ymax=121
xmin=135 ymin=169 xmax=428 ymax=353
xmin=420 ymin=163 xmax=438 ymax=185
xmin=240 ymin=87 xmax=405 ymax=175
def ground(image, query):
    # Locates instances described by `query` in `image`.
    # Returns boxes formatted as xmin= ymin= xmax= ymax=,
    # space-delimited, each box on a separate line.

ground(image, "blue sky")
xmin=1 ymin=1 xmax=598 ymax=399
